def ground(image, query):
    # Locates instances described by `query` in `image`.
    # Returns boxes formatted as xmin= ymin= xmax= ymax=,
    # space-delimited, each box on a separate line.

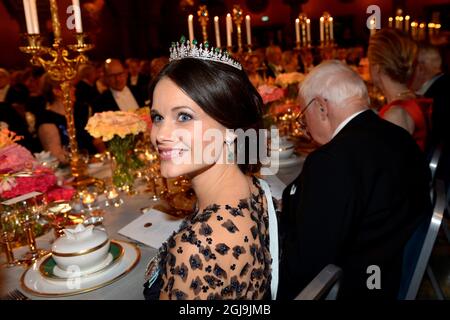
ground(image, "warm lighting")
xmin=320 ymin=17 xmax=324 ymax=43
xmin=188 ymin=14 xmax=194 ymax=44
xmin=106 ymin=189 xmax=119 ymax=200
xmin=226 ymin=13 xmax=232 ymax=47
xmin=214 ymin=16 xmax=221 ymax=48
xmin=72 ymin=0 xmax=83 ymax=33
xmin=245 ymin=15 xmax=251 ymax=46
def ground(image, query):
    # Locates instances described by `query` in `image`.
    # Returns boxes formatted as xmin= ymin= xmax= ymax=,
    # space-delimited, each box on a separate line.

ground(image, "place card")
xmin=1 ymin=191 xmax=42 ymax=206
xmin=118 ymin=208 xmax=183 ymax=249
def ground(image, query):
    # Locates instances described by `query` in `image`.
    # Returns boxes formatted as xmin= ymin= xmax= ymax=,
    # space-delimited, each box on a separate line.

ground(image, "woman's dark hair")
xmin=150 ymin=58 xmax=264 ymax=174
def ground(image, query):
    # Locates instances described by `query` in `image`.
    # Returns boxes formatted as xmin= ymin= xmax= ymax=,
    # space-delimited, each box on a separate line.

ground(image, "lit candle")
xmin=399 ymin=16 xmax=404 ymax=31
xmin=419 ymin=22 xmax=425 ymax=41
xmin=388 ymin=17 xmax=393 ymax=28
xmin=214 ymin=16 xmax=221 ymax=48
xmin=245 ymin=15 xmax=252 ymax=46
xmin=411 ymin=22 xmax=417 ymax=40
xmin=329 ymin=17 xmax=334 ymax=41
xmin=301 ymin=23 xmax=306 ymax=46
xmin=226 ymin=13 xmax=232 ymax=47
xmin=106 ymin=188 xmax=119 ymax=200
xmin=320 ymin=17 xmax=324 ymax=43
xmin=435 ymin=23 xmax=441 ymax=34
xmin=72 ymin=0 xmax=83 ymax=33
xmin=82 ymin=192 xmax=95 ymax=205
xmin=395 ymin=16 xmax=400 ymax=29
xmin=23 ymin=0 xmax=34 ymax=34
xmin=370 ymin=18 xmax=376 ymax=36
xmin=295 ymin=18 xmax=300 ymax=44
xmin=428 ymin=23 xmax=435 ymax=38
xmin=188 ymin=14 xmax=194 ymax=44
xmin=30 ymin=0 xmax=39 ymax=34
xmin=306 ymin=19 xmax=311 ymax=44
xmin=404 ymin=15 xmax=410 ymax=33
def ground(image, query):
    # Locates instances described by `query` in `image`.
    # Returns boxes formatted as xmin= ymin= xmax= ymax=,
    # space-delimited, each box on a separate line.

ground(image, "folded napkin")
xmin=118 ymin=208 xmax=184 ymax=249
xmin=34 ymin=151 xmax=56 ymax=162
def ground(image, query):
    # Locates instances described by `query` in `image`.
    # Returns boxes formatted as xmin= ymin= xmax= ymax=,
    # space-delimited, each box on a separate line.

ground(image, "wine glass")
xmin=0 ymin=206 xmax=24 ymax=267
xmin=16 ymin=198 xmax=49 ymax=263
xmin=43 ymin=200 xmax=73 ymax=240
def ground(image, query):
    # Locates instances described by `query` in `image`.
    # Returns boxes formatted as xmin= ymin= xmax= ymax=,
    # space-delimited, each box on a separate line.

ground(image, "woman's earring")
xmin=225 ymin=140 xmax=235 ymax=163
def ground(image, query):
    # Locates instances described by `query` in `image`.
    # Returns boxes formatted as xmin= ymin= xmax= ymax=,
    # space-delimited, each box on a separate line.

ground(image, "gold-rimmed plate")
xmin=20 ymin=240 xmax=140 ymax=297
xmin=39 ymin=241 xmax=124 ymax=280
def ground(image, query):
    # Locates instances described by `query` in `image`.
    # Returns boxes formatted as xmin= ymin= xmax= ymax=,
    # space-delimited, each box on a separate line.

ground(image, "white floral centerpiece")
xmin=85 ymin=111 xmax=147 ymax=189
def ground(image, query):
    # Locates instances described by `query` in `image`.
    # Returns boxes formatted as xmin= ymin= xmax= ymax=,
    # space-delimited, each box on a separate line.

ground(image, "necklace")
xmin=396 ymin=90 xmax=415 ymax=98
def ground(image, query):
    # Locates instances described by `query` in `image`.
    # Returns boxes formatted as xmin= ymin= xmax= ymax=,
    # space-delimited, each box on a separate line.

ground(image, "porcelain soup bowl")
xmin=51 ymin=224 xmax=110 ymax=272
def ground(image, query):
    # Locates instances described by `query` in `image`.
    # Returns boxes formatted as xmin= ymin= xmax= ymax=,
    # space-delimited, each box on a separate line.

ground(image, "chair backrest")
xmin=429 ymin=143 xmax=443 ymax=185
xmin=398 ymin=179 xmax=446 ymax=300
xmin=294 ymin=264 xmax=342 ymax=300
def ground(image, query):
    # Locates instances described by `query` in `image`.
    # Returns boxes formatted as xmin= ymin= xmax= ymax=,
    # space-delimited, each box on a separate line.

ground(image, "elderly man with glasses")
xmin=277 ymin=60 xmax=431 ymax=299
xmin=92 ymin=59 xmax=144 ymax=113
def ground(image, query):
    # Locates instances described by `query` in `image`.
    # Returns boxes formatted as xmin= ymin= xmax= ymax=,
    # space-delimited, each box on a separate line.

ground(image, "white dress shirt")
xmin=332 ymin=109 xmax=368 ymax=138
xmin=111 ymin=86 xmax=139 ymax=112
xmin=130 ymin=75 xmax=138 ymax=86
xmin=416 ymin=73 xmax=443 ymax=96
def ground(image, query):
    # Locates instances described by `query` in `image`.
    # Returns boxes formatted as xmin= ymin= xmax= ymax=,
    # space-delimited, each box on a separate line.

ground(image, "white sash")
xmin=258 ymin=178 xmax=279 ymax=300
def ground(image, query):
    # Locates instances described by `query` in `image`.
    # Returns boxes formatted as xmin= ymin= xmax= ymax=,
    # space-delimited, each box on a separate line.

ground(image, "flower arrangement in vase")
xmin=85 ymin=111 xmax=148 ymax=190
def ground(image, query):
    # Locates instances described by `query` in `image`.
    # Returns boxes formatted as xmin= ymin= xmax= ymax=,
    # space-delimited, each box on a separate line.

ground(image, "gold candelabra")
xmin=320 ymin=11 xmax=335 ymax=47
xmin=197 ymin=5 xmax=209 ymax=43
xmin=232 ymin=5 xmax=244 ymax=52
xmin=19 ymin=0 xmax=103 ymax=192
xmin=295 ymin=13 xmax=311 ymax=50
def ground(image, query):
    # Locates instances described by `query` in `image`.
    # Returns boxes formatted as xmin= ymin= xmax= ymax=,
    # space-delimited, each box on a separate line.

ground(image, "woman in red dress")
xmin=368 ymin=29 xmax=429 ymax=151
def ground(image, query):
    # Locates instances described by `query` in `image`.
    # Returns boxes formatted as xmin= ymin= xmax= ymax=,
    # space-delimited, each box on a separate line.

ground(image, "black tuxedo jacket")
xmin=75 ymin=80 xmax=99 ymax=106
xmin=278 ymin=110 xmax=431 ymax=299
xmin=424 ymin=74 xmax=450 ymax=148
xmin=127 ymin=73 xmax=150 ymax=104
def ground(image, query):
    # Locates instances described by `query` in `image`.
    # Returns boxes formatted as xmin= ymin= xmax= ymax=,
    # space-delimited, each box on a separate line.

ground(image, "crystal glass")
xmin=16 ymin=198 xmax=49 ymax=263
xmin=0 ymin=206 xmax=23 ymax=267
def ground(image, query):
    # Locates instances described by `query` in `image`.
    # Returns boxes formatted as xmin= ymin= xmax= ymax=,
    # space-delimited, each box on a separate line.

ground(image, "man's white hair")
xmin=299 ymin=60 xmax=369 ymax=107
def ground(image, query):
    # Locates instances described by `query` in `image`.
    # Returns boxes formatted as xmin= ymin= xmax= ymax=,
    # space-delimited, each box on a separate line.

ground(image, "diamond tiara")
xmin=169 ymin=37 xmax=242 ymax=71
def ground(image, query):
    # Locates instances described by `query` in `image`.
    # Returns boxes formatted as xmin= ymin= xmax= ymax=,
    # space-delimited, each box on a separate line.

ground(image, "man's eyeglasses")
xmin=106 ymin=71 xmax=127 ymax=79
xmin=295 ymin=97 xmax=316 ymax=130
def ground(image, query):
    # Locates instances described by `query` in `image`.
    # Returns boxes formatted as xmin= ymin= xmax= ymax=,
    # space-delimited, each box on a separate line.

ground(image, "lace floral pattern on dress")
xmin=144 ymin=177 xmax=272 ymax=300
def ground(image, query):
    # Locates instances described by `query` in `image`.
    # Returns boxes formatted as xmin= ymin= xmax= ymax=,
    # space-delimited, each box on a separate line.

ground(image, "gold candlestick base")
xmin=0 ymin=232 xmax=25 ymax=268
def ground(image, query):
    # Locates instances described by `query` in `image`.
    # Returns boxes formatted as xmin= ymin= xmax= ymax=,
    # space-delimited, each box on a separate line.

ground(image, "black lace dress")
xmin=143 ymin=176 xmax=272 ymax=300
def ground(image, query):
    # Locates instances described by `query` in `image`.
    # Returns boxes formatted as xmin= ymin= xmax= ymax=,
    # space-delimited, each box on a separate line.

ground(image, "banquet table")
xmin=0 ymin=159 xmax=304 ymax=300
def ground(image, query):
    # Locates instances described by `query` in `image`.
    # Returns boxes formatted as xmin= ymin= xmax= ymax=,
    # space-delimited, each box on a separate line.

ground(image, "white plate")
xmin=267 ymin=155 xmax=304 ymax=168
xmin=21 ymin=240 xmax=140 ymax=297
xmin=53 ymin=253 xmax=114 ymax=278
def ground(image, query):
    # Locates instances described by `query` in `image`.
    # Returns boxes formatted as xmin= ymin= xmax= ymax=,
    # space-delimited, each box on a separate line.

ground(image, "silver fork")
xmin=7 ymin=289 xmax=30 ymax=300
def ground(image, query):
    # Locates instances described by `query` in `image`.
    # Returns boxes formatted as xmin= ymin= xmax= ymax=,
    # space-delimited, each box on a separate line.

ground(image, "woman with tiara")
xmin=143 ymin=39 xmax=278 ymax=300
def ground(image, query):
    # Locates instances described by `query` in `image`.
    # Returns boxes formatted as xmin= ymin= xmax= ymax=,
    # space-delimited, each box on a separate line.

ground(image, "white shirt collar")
xmin=110 ymin=86 xmax=139 ymax=112
xmin=332 ymin=109 xmax=367 ymax=138
xmin=416 ymin=73 xmax=443 ymax=96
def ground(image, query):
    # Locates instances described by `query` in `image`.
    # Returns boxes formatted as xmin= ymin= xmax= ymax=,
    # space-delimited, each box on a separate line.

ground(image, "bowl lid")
xmin=52 ymin=224 xmax=108 ymax=254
